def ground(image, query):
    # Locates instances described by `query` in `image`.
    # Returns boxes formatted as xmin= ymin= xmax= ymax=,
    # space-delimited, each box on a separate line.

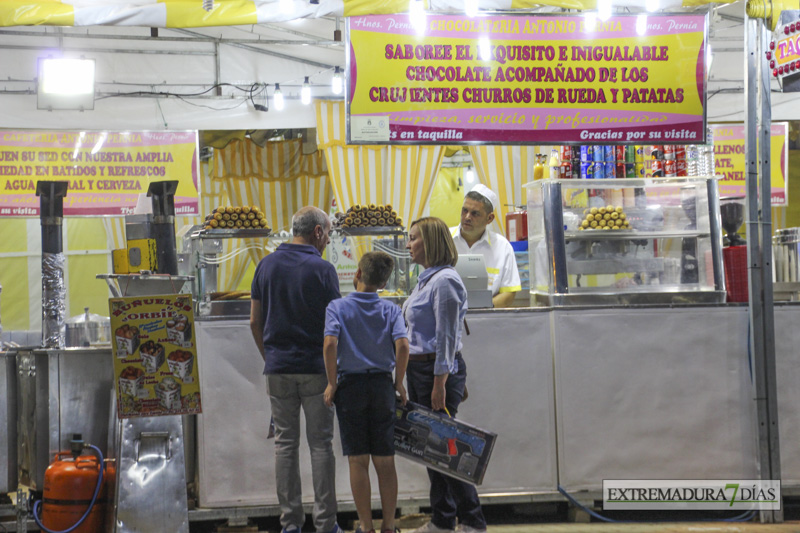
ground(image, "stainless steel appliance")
xmin=148 ymin=180 xmax=180 ymax=275
xmin=64 ymin=307 xmax=111 ymax=348
xmin=186 ymin=226 xmax=271 ymax=318
xmin=0 ymin=350 xmax=17 ymax=493
xmin=15 ymin=347 xmax=114 ymax=490
xmin=101 ymin=273 xmax=192 ymax=533
xmin=773 ymin=228 xmax=800 ymax=283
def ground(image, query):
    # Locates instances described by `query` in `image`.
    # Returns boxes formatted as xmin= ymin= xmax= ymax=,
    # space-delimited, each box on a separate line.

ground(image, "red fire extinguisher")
xmin=33 ymin=434 xmax=107 ymax=533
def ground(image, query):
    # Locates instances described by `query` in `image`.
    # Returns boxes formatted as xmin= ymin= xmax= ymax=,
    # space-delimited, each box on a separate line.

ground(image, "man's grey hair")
xmin=292 ymin=207 xmax=329 ymax=237
xmin=465 ymin=191 xmax=494 ymax=214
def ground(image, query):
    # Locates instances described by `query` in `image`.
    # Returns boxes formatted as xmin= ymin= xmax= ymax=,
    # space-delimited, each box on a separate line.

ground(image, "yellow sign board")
xmin=109 ymin=294 xmax=202 ymax=418
xmin=347 ymin=13 xmax=708 ymax=144
xmin=712 ymin=123 xmax=788 ymax=205
xmin=0 ymin=130 xmax=199 ymax=216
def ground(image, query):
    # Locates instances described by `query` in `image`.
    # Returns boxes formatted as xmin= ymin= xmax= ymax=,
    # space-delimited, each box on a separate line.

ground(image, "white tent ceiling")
xmin=0 ymin=1 xmax=797 ymax=131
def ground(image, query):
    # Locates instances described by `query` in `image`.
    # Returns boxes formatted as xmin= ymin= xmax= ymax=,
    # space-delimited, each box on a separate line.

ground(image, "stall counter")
xmin=194 ymin=308 xmax=556 ymax=508
xmin=193 ymin=304 xmax=800 ymax=508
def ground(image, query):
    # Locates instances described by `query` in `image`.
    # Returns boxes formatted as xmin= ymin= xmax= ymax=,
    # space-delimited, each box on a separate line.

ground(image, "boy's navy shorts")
xmin=334 ymin=371 xmax=396 ymax=456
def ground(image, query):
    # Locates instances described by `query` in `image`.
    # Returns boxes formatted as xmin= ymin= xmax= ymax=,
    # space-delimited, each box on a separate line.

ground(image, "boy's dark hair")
xmin=359 ymin=251 xmax=395 ymax=287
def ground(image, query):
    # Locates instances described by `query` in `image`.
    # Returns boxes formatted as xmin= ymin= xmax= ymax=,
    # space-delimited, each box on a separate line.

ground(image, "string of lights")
xmin=88 ymin=65 xmax=344 ymax=112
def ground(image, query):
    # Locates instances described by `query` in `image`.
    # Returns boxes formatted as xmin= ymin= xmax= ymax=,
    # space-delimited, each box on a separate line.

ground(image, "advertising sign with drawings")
xmin=0 ymin=130 xmax=199 ymax=216
xmin=347 ymin=13 xmax=707 ymax=145
xmin=109 ymin=294 xmax=202 ymax=419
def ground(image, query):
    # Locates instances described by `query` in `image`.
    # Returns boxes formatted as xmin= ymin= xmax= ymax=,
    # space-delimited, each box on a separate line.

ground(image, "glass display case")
xmin=181 ymin=226 xmax=280 ymax=318
xmin=327 ymin=227 xmax=416 ymax=302
xmin=526 ymin=177 xmax=726 ymax=306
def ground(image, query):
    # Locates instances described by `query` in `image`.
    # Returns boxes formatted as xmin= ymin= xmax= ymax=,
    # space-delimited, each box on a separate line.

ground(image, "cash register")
xmin=455 ymin=254 xmax=493 ymax=308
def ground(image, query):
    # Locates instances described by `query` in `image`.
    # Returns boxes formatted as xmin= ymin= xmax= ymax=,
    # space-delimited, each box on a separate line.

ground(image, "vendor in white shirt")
xmin=450 ymin=184 xmax=522 ymax=308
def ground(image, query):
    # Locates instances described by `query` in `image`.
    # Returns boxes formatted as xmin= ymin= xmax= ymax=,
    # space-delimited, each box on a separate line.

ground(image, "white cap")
xmin=468 ymin=183 xmax=499 ymax=213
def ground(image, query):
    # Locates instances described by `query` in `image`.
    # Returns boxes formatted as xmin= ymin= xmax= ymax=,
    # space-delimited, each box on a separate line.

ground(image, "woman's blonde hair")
xmin=410 ymin=217 xmax=458 ymax=267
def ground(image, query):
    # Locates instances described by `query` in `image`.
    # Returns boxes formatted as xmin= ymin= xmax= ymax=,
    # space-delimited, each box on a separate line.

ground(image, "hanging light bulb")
xmin=332 ymin=67 xmax=343 ymax=95
xmin=301 ymin=77 xmax=312 ymax=105
xmin=465 ymin=166 xmax=476 ymax=185
xmin=465 ymin=0 xmax=478 ymax=17
xmin=409 ymin=0 xmax=426 ymax=34
xmin=584 ymin=12 xmax=598 ymax=32
xmin=635 ymin=13 xmax=647 ymax=35
xmin=478 ymin=38 xmax=492 ymax=61
xmin=598 ymin=0 xmax=612 ymax=21
xmin=274 ymin=83 xmax=285 ymax=111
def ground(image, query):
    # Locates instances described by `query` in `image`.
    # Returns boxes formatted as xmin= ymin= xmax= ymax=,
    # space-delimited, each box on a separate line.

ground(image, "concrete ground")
xmin=386 ymin=512 xmax=800 ymax=533
xmin=472 ymin=525 xmax=800 ymax=532
xmin=197 ymin=502 xmax=800 ymax=533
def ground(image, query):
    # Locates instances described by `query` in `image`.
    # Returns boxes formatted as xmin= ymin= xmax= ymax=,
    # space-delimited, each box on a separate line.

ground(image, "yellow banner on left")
xmin=0 ymin=130 xmax=199 ymax=216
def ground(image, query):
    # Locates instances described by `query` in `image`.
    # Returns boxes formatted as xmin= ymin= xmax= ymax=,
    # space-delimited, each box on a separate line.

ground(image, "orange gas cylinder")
xmin=41 ymin=452 xmax=107 ymax=533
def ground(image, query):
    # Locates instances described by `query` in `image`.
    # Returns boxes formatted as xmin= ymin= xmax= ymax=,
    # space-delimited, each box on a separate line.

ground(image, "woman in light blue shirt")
xmin=403 ymin=217 xmax=487 ymax=533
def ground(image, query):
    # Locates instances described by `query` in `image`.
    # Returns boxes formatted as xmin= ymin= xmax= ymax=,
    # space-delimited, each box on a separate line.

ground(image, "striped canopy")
xmin=0 ymin=0 xmax=726 ymax=28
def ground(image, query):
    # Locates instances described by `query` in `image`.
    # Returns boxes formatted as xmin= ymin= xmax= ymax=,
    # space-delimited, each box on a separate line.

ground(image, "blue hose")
xmin=557 ymin=484 xmax=757 ymax=523
xmin=33 ymin=444 xmax=105 ymax=533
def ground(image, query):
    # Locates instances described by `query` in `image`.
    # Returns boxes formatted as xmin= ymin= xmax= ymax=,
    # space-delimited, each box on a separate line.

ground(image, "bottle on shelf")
xmin=548 ymin=148 xmax=561 ymax=180
xmin=533 ymin=154 xmax=544 ymax=181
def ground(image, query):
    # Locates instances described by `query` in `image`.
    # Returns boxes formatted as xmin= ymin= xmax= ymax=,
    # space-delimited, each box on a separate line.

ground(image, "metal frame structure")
xmin=744 ymin=12 xmax=782 ymax=524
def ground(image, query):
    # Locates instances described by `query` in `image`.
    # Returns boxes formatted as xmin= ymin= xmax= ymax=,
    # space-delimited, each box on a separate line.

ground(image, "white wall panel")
xmin=554 ymin=306 xmax=758 ymax=491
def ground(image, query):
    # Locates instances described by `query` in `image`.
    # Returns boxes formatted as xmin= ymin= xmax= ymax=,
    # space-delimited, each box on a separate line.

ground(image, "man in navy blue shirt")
xmin=250 ymin=206 xmax=342 ymax=533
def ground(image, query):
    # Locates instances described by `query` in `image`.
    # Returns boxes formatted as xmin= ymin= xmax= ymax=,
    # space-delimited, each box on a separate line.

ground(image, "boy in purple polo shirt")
xmin=323 ymin=251 xmax=410 ymax=533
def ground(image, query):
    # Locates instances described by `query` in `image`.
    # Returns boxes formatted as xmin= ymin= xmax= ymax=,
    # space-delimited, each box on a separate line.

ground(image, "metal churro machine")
xmin=98 ymin=180 xmax=195 ymax=533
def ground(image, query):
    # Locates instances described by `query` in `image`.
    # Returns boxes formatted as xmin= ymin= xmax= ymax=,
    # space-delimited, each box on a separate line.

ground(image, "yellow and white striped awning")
xmin=212 ymin=137 xmax=332 ymax=262
xmin=315 ymin=99 xmax=444 ymax=227
xmin=468 ymin=145 xmax=536 ymax=237
xmin=0 ymin=0 xmax=728 ymax=28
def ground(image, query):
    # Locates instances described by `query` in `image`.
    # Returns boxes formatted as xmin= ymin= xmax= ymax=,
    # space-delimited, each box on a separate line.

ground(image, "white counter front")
xmin=195 ymin=309 xmax=558 ymax=508
xmin=553 ymin=306 xmax=757 ymax=491
xmin=194 ymin=304 xmax=799 ymax=507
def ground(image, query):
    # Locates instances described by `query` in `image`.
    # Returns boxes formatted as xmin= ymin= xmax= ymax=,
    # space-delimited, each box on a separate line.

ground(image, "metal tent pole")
xmin=744 ymin=12 xmax=782 ymax=524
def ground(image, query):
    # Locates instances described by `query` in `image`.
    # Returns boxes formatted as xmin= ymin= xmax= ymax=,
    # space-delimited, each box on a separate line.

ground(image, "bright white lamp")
xmin=274 ymin=83 xmax=285 ymax=111
xmin=584 ymin=12 xmax=598 ymax=32
xmin=409 ymin=0 xmax=426 ymax=34
xmin=301 ymin=77 xmax=311 ymax=105
xmin=598 ymin=0 xmax=612 ymax=21
xmin=478 ymin=38 xmax=492 ymax=61
xmin=464 ymin=166 xmax=476 ymax=185
xmin=332 ymin=67 xmax=343 ymax=95
xmin=37 ymin=57 xmax=95 ymax=111
xmin=636 ymin=14 xmax=647 ymax=35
